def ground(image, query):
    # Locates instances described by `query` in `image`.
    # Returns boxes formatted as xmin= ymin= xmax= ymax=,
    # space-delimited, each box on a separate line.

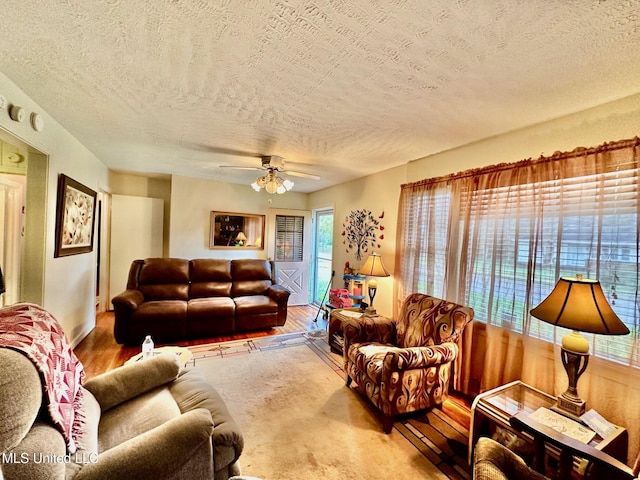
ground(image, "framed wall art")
xmin=54 ymin=174 xmax=97 ymax=257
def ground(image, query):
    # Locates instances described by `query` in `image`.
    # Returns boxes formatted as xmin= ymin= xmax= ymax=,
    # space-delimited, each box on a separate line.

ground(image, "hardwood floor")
xmin=74 ymin=304 xmax=329 ymax=378
xmin=74 ymin=304 xmax=471 ymax=430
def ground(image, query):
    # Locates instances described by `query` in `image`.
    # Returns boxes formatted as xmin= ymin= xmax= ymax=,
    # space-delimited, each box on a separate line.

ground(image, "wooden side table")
xmin=125 ymin=345 xmax=194 ymax=366
xmin=468 ymin=380 xmax=628 ymax=476
xmin=328 ymin=308 xmax=365 ymax=354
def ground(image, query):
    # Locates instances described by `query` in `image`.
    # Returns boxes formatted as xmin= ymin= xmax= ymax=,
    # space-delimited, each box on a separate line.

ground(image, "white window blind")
xmin=398 ymin=138 xmax=640 ymax=367
xmin=275 ymin=215 xmax=304 ymax=262
xmin=397 ymin=185 xmax=451 ymax=300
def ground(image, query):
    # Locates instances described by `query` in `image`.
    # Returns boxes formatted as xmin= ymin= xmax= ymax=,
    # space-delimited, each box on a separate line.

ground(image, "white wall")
xmin=0 ymin=73 xmax=109 ymax=346
xmin=169 ymin=175 xmax=309 ymax=259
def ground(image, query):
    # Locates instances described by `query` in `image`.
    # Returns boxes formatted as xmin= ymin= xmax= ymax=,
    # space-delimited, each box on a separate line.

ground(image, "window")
xmin=397 ymin=138 xmax=640 ymax=367
xmin=275 ymin=215 xmax=304 ymax=262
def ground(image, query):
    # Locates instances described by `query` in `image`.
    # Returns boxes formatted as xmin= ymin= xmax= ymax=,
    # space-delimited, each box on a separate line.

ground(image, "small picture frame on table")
xmin=54 ymin=174 xmax=97 ymax=257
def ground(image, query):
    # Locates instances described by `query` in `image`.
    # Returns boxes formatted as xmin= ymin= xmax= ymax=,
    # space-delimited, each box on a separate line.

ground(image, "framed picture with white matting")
xmin=54 ymin=174 xmax=97 ymax=257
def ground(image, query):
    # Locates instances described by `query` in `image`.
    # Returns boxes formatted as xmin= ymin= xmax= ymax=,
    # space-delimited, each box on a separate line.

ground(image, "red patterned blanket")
xmin=0 ymin=303 xmax=85 ymax=453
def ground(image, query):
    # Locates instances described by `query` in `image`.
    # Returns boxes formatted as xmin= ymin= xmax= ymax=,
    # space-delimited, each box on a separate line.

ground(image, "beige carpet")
xmin=193 ymin=334 xmax=449 ymax=480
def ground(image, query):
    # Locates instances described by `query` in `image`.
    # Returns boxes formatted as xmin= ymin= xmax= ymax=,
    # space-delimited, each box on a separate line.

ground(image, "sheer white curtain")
xmin=396 ymin=137 xmax=640 ymax=462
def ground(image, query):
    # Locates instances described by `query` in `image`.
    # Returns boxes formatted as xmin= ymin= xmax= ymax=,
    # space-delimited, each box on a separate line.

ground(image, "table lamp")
xmin=359 ymin=253 xmax=390 ymax=315
xmin=530 ymin=275 xmax=629 ymax=417
xmin=235 ymin=231 xmax=247 ymax=246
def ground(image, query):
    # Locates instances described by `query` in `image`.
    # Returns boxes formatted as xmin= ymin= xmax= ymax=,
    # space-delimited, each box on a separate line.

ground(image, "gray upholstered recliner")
xmin=0 ymin=349 xmax=244 ymax=480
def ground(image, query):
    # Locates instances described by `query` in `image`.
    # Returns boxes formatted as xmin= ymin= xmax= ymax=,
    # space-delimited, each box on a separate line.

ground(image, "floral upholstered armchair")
xmin=343 ymin=293 xmax=474 ymax=433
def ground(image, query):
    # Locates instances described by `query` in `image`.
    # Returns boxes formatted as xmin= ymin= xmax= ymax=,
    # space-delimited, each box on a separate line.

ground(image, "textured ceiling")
xmin=2 ymin=1 xmax=640 ymax=192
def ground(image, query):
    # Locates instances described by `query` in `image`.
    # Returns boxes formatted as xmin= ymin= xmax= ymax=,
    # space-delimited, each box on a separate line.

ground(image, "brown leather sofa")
xmin=112 ymin=258 xmax=291 ymax=345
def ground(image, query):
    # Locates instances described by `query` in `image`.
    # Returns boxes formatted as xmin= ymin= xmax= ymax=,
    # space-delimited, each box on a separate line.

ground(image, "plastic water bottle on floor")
xmin=142 ymin=335 xmax=154 ymax=360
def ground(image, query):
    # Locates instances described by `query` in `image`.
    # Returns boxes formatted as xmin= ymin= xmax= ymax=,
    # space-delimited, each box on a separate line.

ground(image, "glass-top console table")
xmin=468 ymin=380 xmax=628 ymax=476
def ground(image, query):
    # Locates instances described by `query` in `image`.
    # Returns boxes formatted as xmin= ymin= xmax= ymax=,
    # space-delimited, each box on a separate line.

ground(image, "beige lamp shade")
xmin=359 ymin=253 xmax=390 ymax=314
xmin=530 ymin=276 xmax=629 ymax=416
xmin=359 ymin=253 xmax=390 ymax=278
xmin=235 ymin=232 xmax=247 ymax=242
xmin=530 ymin=276 xmax=629 ymax=336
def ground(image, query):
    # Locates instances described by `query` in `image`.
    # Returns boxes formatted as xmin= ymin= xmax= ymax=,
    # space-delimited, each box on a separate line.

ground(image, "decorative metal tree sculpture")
xmin=342 ymin=209 xmax=384 ymax=261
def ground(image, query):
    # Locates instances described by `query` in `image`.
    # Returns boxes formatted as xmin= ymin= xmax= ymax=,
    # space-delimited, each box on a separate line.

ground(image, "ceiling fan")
xmin=219 ymin=155 xmax=320 ymax=179
xmin=219 ymin=155 xmax=320 ymax=194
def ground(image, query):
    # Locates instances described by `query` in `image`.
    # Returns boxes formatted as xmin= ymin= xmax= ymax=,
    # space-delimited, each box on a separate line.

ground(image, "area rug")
xmin=190 ymin=331 xmax=469 ymax=480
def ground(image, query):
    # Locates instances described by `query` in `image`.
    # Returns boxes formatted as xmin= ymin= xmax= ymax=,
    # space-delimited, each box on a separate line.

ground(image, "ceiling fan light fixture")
xmin=265 ymin=178 xmax=279 ymax=194
xmin=283 ymin=178 xmax=294 ymax=191
xmin=252 ymin=168 xmax=294 ymax=195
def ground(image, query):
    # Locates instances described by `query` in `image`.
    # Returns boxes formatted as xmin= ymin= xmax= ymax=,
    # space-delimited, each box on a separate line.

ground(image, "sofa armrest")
xmin=111 ymin=289 xmax=144 ymax=312
xmin=169 ymin=368 xmax=244 ymax=466
xmin=83 ymin=353 xmax=181 ymax=411
xmin=342 ymin=315 xmax=396 ymax=348
xmin=474 ymin=437 xmax=547 ymax=480
xmin=268 ymin=284 xmax=290 ymax=303
xmin=268 ymin=284 xmax=290 ymax=326
xmin=382 ymin=343 xmax=459 ymax=371
xmin=73 ymin=408 xmax=214 ymax=480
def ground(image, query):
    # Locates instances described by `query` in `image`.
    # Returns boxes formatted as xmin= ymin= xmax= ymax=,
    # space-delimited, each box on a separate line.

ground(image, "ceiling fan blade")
xmin=284 ymin=170 xmax=321 ymax=180
xmin=186 ymin=144 xmax=263 ymax=158
xmin=219 ymin=165 xmax=264 ymax=171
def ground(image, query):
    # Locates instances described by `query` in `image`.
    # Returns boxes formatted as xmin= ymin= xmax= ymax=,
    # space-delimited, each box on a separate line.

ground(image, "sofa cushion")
xmin=138 ymin=258 xmax=190 ymax=301
xmin=188 ymin=297 xmax=235 ymax=317
xmin=0 ymin=349 xmax=42 ymax=452
xmin=190 ymin=259 xmax=233 ymax=298
xmin=230 ymin=260 xmax=273 ymax=296
xmin=187 ymin=298 xmax=236 ymax=336
xmin=231 ymin=259 xmax=273 ymax=281
xmin=2 ymin=421 xmax=67 ymax=480
xmin=133 ymin=300 xmax=188 ymax=323
xmin=234 ymin=295 xmax=278 ymax=316
xmin=98 ymin=387 xmax=182 ymax=452
xmin=131 ymin=301 xmax=188 ymax=341
xmin=232 ymin=280 xmax=272 ymax=297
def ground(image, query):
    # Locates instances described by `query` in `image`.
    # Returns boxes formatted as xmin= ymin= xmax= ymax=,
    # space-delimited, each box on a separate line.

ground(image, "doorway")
xmin=311 ymin=207 xmax=334 ymax=305
xmin=267 ymin=208 xmax=311 ymax=305
xmin=0 ymin=175 xmax=25 ymax=307
xmin=0 ymin=130 xmax=47 ymax=306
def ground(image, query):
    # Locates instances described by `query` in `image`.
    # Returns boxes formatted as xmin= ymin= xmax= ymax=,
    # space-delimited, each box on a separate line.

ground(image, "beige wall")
xmin=407 ymin=92 xmax=640 ymax=180
xmin=308 ymin=165 xmax=406 ymax=319
xmin=0 ymin=72 xmax=109 ymax=346
xmin=309 ymin=92 xmax=640 ymax=320
xmin=168 ymin=175 xmax=309 ymax=260
xmin=109 ymin=171 xmax=172 ymax=256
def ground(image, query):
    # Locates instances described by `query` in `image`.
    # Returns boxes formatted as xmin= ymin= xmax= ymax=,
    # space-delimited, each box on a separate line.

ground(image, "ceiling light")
xmin=282 ymin=178 xmax=294 ymax=190
xmin=252 ymin=169 xmax=294 ymax=195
